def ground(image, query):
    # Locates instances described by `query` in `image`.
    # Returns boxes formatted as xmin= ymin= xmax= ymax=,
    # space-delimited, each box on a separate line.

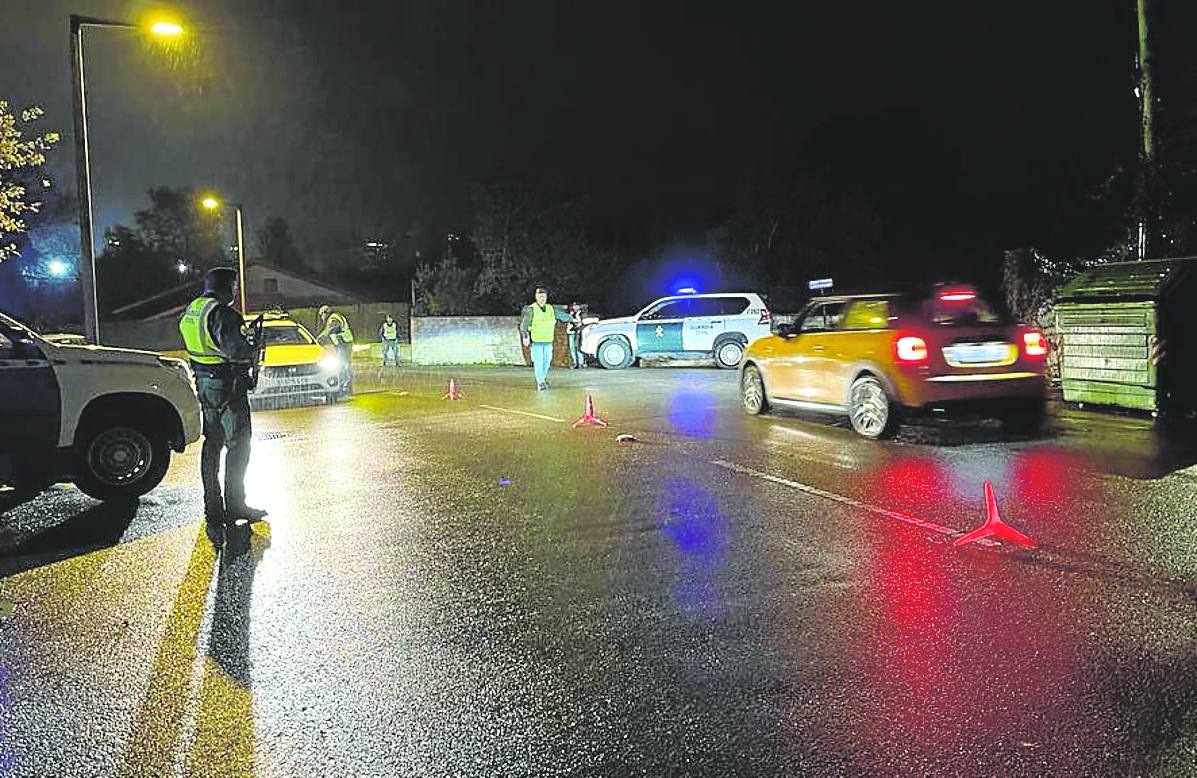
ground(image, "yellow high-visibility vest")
xmin=328 ymin=312 xmax=354 ymax=344
xmin=529 ymin=304 xmax=557 ymax=343
xmin=178 ymin=297 xmax=226 ymax=364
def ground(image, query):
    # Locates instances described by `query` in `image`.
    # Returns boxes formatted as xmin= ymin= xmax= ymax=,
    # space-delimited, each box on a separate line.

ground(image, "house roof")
xmin=109 ymin=261 xmax=379 ymax=321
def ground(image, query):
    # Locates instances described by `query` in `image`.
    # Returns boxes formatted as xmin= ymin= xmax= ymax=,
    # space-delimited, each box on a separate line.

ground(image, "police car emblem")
xmin=655 ymin=325 xmax=664 ymax=338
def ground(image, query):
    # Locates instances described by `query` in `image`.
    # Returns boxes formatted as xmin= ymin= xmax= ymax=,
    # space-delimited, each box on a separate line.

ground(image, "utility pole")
xmin=1136 ymin=0 xmax=1155 ymax=260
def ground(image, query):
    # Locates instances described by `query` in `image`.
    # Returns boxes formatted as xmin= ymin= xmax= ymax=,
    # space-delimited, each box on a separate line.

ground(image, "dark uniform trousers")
xmin=195 ymin=368 xmax=253 ymax=521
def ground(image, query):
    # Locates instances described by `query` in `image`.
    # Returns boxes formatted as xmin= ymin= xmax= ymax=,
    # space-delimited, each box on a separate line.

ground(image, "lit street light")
xmin=70 ymin=13 xmax=184 ymax=344
xmin=201 ymin=195 xmax=248 ymax=314
xmin=48 ymin=259 xmax=70 ymax=278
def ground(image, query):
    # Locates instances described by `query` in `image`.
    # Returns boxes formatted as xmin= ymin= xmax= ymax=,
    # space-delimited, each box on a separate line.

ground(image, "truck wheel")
xmin=74 ymin=420 xmax=171 ymax=501
xmin=848 ymin=375 xmax=899 ymax=439
xmin=714 ymin=336 xmax=746 ymax=369
xmin=598 ymin=337 xmax=634 ymax=370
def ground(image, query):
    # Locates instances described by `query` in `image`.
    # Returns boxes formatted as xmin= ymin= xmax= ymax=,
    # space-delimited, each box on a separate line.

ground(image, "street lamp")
xmin=201 ymin=196 xmax=248 ymax=314
xmin=70 ymin=13 xmax=184 ymax=344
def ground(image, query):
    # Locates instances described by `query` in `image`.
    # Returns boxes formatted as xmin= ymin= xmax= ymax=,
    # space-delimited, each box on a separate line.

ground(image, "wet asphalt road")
xmin=2 ymin=365 xmax=1197 ymax=777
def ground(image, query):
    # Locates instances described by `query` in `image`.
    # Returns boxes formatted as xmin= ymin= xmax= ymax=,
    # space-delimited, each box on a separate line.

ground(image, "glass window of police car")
xmin=641 ymin=299 xmax=688 ymax=320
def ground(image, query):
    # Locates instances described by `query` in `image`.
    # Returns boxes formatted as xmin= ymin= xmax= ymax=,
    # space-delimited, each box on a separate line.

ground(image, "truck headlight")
xmin=319 ymin=354 xmax=342 ymax=372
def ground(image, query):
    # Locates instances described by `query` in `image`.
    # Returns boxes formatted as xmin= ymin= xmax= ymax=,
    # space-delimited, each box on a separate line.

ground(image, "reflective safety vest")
xmin=529 ymin=304 xmax=557 ymax=343
xmin=328 ymin=312 xmax=354 ymax=345
xmin=381 ymin=320 xmax=399 ymax=340
xmin=178 ymin=297 xmax=226 ymax=365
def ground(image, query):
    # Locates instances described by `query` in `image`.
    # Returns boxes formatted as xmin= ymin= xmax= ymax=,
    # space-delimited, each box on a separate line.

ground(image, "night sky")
xmin=2 ymin=0 xmax=1192 ymax=274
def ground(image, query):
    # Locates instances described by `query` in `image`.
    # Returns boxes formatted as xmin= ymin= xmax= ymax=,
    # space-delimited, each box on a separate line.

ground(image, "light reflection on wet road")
xmin=2 ymin=366 xmax=1197 ymax=776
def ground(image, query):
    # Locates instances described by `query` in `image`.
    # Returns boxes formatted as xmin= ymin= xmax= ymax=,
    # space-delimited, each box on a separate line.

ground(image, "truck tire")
xmin=597 ymin=337 xmax=634 ymax=370
xmin=73 ymin=418 xmax=171 ymax=501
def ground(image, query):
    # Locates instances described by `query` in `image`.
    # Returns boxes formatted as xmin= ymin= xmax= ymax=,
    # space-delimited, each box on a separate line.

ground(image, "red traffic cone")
xmin=441 ymin=378 xmax=462 ymax=400
xmin=572 ymin=394 xmax=608 ymax=428
xmin=954 ymin=480 xmax=1037 ymax=549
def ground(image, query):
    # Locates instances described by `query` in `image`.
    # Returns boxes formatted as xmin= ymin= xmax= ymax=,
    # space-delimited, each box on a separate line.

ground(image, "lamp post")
xmin=69 ymin=14 xmax=183 ymax=344
xmin=202 ymin=197 xmax=248 ymax=314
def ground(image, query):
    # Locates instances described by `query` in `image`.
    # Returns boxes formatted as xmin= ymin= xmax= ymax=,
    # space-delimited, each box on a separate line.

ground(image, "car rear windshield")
xmin=922 ymin=296 xmax=1008 ymax=326
xmin=263 ymin=325 xmax=314 ymax=345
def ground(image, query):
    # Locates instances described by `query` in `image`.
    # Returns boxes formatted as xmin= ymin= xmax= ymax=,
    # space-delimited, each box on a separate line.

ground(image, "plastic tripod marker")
xmin=572 ymin=394 xmax=608 ymax=428
xmin=442 ymin=378 xmax=462 ymax=400
xmin=954 ymin=480 xmax=1038 ymax=549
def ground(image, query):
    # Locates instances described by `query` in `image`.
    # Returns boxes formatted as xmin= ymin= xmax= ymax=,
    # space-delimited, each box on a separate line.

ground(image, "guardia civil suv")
xmin=580 ymin=292 xmax=772 ymax=369
xmin=0 ymin=310 xmax=201 ymax=501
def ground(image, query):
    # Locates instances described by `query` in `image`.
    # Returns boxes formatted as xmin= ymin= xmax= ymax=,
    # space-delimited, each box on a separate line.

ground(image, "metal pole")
xmin=69 ymin=16 xmax=100 ymax=343
xmin=1136 ymin=0 xmax=1154 ymax=260
xmin=234 ymin=204 xmax=247 ymax=314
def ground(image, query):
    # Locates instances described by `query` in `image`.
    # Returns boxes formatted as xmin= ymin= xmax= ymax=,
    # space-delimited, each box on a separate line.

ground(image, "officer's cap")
xmin=204 ymin=267 xmax=237 ymax=294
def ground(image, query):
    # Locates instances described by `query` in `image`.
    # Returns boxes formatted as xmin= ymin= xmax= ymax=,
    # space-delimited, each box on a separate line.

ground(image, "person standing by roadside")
xmin=178 ymin=267 xmax=268 ymax=546
xmin=379 ymin=313 xmax=401 ymax=367
xmin=519 ymin=287 xmax=572 ymax=390
xmin=567 ymin=303 xmax=585 ymax=369
xmin=317 ymin=305 xmax=355 ymax=394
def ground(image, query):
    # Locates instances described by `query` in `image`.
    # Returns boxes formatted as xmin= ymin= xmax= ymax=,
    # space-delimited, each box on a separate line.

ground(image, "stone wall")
xmin=411 ymin=316 xmax=573 ymax=366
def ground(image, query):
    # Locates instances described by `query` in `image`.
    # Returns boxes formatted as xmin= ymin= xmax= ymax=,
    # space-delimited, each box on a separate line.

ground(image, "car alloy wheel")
xmin=741 ymin=365 xmax=767 ymax=415
xmin=87 ymin=426 xmax=153 ymax=487
xmin=848 ymin=376 xmax=892 ymax=438
xmin=717 ymin=340 xmax=745 ymax=369
xmin=599 ymin=339 xmax=631 ymax=369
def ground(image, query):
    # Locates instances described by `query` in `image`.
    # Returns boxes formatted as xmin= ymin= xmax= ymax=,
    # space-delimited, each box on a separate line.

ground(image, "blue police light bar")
xmin=676 ymin=287 xmax=697 ymax=295
xmin=808 ymin=278 xmax=834 ymax=291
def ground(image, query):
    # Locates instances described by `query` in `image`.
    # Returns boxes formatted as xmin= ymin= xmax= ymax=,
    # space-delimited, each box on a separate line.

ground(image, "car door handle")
xmin=813 ymin=345 xmax=826 ymax=352
xmin=710 ymin=320 xmax=724 ymax=324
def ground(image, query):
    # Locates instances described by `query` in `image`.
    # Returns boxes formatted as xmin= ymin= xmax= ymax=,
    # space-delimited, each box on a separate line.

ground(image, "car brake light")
xmin=895 ymin=335 xmax=928 ymax=363
xmin=939 ymin=292 xmax=976 ymax=302
xmin=1023 ymin=331 xmax=1047 ymax=357
xmin=758 ymin=309 xmax=772 ymax=326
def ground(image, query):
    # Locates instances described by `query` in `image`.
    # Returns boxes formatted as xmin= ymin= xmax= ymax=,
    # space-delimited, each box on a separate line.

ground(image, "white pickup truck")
xmin=0 ymin=311 xmax=201 ymax=501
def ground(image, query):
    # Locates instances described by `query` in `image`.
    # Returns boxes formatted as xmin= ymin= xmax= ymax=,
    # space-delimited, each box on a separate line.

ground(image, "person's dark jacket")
xmin=204 ymin=295 xmax=256 ymax=364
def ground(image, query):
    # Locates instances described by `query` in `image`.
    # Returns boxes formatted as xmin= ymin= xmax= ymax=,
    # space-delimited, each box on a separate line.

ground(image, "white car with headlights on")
xmin=0 ymin=310 xmax=201 ymax=501
xmin=579 ymin=292 xmax=773 ymax=369
xmin=248 ymin=312 xmax=346 ymax=409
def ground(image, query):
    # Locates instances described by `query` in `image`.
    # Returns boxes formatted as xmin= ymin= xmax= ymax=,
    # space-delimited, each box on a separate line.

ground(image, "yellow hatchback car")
xmin=740 ymin=286 xmax=1048 ymax=438
xmin=249 ymin=312 xmax=346 ymax=409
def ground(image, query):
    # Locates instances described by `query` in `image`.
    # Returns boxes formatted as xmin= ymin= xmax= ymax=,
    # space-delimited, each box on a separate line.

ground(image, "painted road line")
xmin=711 ymin=459 xmax=982 ymax=541
xmin=478 ymin=404 xmax=567 ymax=423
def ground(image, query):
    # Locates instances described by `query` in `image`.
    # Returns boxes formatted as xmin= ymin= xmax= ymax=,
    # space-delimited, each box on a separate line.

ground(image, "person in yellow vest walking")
xmin=317 ymin=305 xmax=355 ymax=394
xmin=379 ymin=313 xmax=401 ymax=367
xmin=519 ymin=287 xmax=573 ymax=390
xmin=178 ymin=267 xmax=268 ymax=546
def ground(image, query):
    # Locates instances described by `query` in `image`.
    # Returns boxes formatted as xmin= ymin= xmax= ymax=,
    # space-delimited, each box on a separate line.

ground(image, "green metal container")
xmin=1055 ymin=257 xmax=1197 ymax=412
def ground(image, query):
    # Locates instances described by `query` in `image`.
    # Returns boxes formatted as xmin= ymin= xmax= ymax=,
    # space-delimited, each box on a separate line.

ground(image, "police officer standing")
xmin=318 ymin=305 xmax=355 ymax=394
xmin=379 ymin=313 xmax=400 ymax=367
xmin=179 ymin=267 xmax=268 ymax=545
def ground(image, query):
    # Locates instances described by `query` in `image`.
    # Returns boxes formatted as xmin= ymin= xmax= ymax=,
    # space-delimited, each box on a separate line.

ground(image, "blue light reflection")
xmin=661 ymin=477 xmax=728 ymax=617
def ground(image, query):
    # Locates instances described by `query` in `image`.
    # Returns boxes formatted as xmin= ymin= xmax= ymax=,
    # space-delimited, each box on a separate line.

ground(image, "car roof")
xmin=656 ymin=292 xmax=760 ymax=300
